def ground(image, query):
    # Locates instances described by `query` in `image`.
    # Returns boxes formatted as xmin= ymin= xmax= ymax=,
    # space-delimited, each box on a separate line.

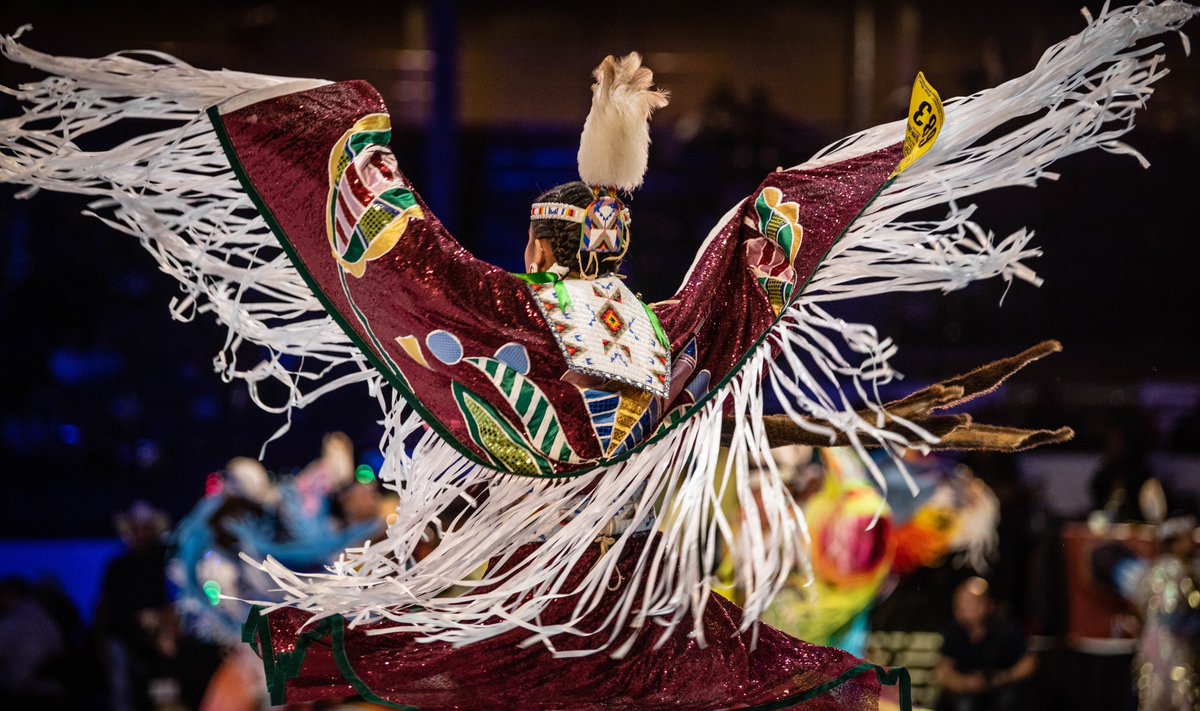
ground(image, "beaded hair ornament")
xmin=530 ymin=189 xmax=631 ymax=278
xmin=528 ymin=52 xmax=667 ymax=280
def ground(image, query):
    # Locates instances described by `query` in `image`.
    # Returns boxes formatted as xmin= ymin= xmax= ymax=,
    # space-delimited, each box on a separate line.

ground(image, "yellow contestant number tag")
xmin=894 ymin=71 xmax=943 ymax=176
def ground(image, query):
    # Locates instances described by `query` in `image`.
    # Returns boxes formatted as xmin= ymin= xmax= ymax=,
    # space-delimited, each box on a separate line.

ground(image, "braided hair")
xmin=531 ymin=182 xmax=625 ymax=277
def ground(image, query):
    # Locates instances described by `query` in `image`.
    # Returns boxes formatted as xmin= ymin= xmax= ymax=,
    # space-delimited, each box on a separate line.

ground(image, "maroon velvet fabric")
xmin=251 ymin=535 xmax=889 ymax=710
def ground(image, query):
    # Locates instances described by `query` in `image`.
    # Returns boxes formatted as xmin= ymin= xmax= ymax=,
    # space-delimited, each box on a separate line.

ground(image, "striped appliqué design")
xmin=451 ymin=383 xmax=553 ymax=477
xmin=583 ymin=389 xmax=621 ymax=455
xmin=754 ymin=187 xmax=803 ymax=262
xmin=746 ymin=186 xmax=804 ymax=315
xmin=325 ymin=113 xmax=424 ymax=278
xmin=580 ymin=386 xmax=658 ymax=458
xmin=463 ymin=357 xmax=579 ymax=464
xmin=612 ymin=394 xmax=660 ymax=456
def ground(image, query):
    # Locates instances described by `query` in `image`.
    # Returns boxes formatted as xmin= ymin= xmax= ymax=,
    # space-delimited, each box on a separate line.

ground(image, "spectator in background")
xmin=95 ymin=501 xmax=171 ymax=711
xmin=336 ymin=477 xmax=388 ymax=543
xmin=0 ymin=576 xmax=66 ymax=705
xmin=938 ymin=577 xmax=1037 ymax=711
xmin=1090 ymin=407 xmax=1157 ymax=522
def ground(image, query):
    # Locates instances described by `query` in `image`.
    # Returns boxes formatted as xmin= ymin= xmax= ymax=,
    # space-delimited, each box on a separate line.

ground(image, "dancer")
xmin=1132 ymin=516 xmax=1199 ymax=710
xmin=170 ymin=434 xmax=390 ymax=711
xmin=1 ymin=3 xmax=1195 ymax=708
xmin=1094 ymin=516 xmax=1200 ymax=710
xmin=757 ymin=448 xmax=1000 ymax=657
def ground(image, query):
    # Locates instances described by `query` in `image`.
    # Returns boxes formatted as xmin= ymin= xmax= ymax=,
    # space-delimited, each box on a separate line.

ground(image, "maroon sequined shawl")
xmin=207 ymin=80 xmax=900 ymax=478
xmin=244 ymin=534 xmax=911 ymax=710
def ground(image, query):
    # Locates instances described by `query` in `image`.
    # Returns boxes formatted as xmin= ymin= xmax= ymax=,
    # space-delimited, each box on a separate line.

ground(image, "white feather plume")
xmin=577 ymin=53 xmax=669 ymax=191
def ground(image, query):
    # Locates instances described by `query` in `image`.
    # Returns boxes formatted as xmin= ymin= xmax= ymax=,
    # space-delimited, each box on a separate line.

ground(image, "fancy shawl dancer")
xmin=756 ymin=448 xmax=1002 ymax=659
xmin=1 ymin=3 xmax=1196 ymax=708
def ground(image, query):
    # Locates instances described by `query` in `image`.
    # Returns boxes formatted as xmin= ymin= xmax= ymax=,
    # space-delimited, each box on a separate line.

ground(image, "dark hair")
xmin=531 ymin=181 xmax=625 ymax=276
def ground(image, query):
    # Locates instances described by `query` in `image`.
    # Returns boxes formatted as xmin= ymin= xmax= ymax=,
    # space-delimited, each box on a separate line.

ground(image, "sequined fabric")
xmin=214 ymin=82 xmax=590 ymax=470
xmin=211 ymin=82 xmax=902 ymax=476
xmin=249 ymin=534 xmax=899 ymax=710
xmin=1134 ymin=556 xmax=1200 ymax=710
xmin=654 ymin=150 xmax=902 ymax=385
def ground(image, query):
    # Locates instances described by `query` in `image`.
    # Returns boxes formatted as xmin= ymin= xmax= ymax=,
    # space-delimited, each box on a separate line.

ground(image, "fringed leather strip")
xmin=725 ymin=340 xmax=1075 ymax=453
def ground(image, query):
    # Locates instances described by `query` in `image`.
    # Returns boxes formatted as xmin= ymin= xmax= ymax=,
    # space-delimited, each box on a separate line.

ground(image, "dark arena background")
xmin=0 ymin=2 xmax=1196 ymax=710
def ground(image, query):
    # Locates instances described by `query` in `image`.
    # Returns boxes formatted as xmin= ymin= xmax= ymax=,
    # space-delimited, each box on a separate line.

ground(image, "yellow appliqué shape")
xmin=755 ymin=187 xmax=804 ymax=263
xmin=395 ymin=335 xmax=429 ymax=368
xmin=607 ymin=386 xmax=654 ymax=457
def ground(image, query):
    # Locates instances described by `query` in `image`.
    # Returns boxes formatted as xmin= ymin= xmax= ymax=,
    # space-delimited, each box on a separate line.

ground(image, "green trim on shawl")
xmin=450 ymin=381 xmax=556 ymax=476
xmin=206 ymin=106 xmax=495 ymax=474
xmin=745 ymin=663 xmax=912 ymax=710
xmin=243 ymin=606 xmax=417 ymax=710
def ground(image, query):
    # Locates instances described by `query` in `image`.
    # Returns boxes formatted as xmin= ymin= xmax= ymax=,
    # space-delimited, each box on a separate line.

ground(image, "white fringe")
xmin=0 ymin=31 xmax=383 ymax=451
xmin=1 ymin=1 xmax=1193 ymax=654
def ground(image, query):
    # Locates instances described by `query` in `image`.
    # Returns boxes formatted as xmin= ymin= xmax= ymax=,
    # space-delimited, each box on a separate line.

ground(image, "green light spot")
xmin=355 ymin=464 xmax=375 ymax=484
xmin=202 ymin=580 xmax=221 ymax=606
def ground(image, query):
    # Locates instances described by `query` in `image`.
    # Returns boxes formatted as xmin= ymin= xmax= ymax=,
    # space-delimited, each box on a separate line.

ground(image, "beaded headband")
xmin=530 ymin=201 xmax=585 ymax=223
xmin=530 ymin=202 xmax=586 ymax=223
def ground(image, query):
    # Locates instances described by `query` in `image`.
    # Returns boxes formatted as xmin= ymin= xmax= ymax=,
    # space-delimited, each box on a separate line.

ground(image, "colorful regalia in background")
xmin=730 ymin=448 xmax=999 ymax=659
xmin=169 ymin=433 xmax=392 ymax=710
xmin=171 ymin=434 xmax=386 ymax=646
xmin=1092 ymin=515 xmax=1200 ymax=710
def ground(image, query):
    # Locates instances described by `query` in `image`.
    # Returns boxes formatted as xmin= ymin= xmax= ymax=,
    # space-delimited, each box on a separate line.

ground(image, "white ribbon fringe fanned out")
xmin=0 ymin=34 xmax=384 ymax=449
xmin=1 ymin=1 xmax=1194 ymax=654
